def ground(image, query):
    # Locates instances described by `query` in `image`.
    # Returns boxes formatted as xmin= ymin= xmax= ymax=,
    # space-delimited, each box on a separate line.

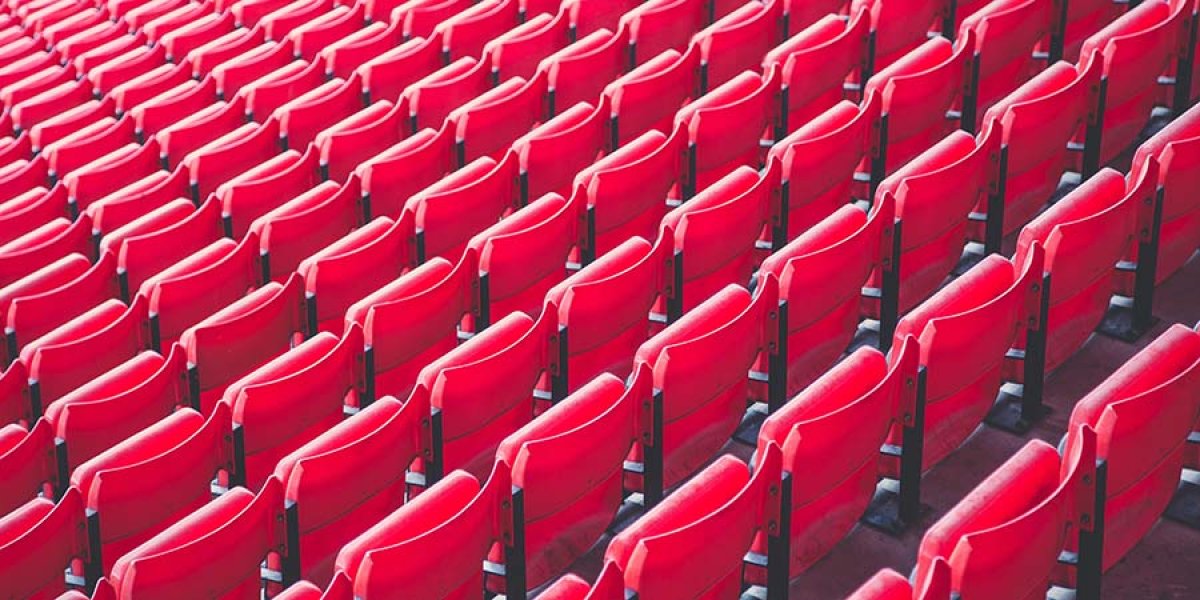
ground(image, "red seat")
xmin=563 ymin=0 xmax=638 ymax=38
xmin=321 ymin=19 xmax=400 ymax=80
xmin=846 ymin=560 xmax=951 ymax=599
xmin=74 ymin=32 xmax=145 ymax=75
xmin=355 ymin=35 xmax=442 ymax=105
xmin=1061 ymin=0 xmax=1134 ymax=62
xmin=184 ymin=119 xmax=284 ymax=202
xmin=298 ymin=214 xmax=415 ymax=334
xmin=620 ymin=0 xmax=706 ymax=66
xmin=1079 ymin=0 xmax=1190 ymax=165
xmin=274 ymin=76 xmax=364 ymax=151
xmin=400 ymin=0 xmax=473 ymax=40
xmin=216 ymin=146 xmax=322 ymax=239
xmin=355 ymin=127 xmax=455 ymax=220
xmin=0 ymin=488 xmax=87 ymax=598
xmin=109 ymin=478 xmax=284 ymax=598
xmin=179 ymin=275 xmax=306 ymax=413
xmin=574 ymin=129 xmax=682 ymax=256
xmin=118 ymin=195 xmax=224 ymax=299
xmin=754 ymin=340 xmax=917 ymax=575
xmin=764 ymin=10 xmax=870 ymax=134
xmin=156 ymin=98 xmax=248 ymax=171
xmin=544 ymin=236 xmax=668 ymax=395
xmin=260 ymin=0 xmax=333 ymax=41
xmin=223 ymin=326 xmax=363 ymax=488
xmin=274 ymin=395 xmax=426 ymax=586
xmin=1064 ymin=323 xmax=1200 ymax=568
xmin=334 ymin=467 xmax=510 ymax=599
xmin=286 ymin=2 xmax=364 ymax=61
xmin=252 ymin=178 xmax=362 ymax=282
xmin=604 ymin=444 xmax=783 ymax=598
xmin=863 ymin=34 xmax=971 ymax=173
xmin=402 ymin=57 xmax=492 ymax=131
xmin=346 ymin=255 xmax=475 ymax=401
xmin=188 ymin=26 xmax=267 ymax=77
xmin=959 ymin=0 xmax=1054 ymax=121
xmin=10 ymin=77 xmax=92 ymax=133
xmin=44 ymin=346 xmax=189 ymax=474
xmin=0 ymin=214 xmax=91 ymax=290
xmin=913 ymin=428 xmax=1097 ymax=599
xmin=538 ymin=562 xmax=625 ymax=599
xmin=874 ymin=128 xmax=998 ymax=312
xmin=273 ymin=574 xmax=352 ymax=600
xmin=413 ymin=312 xmax=551 ymax=477
xmin=69 ymin=404 xmax=234 ymax=576
xmin=31 ymin=97 xmax=115 ymax=152
xmin=0 ymin=185 xmax=67 ymax=249
xmin=537 ymin=27 xmax=627 ymax=117
xmin=132 ymin=76 xmax=219 ymax=142
xmin=0 ymin=254 xmax=89 ymax=357
xmin=466 ymin=192 xmax=584 ymax=323
xmin=88 ymin=168 xmax=188 ymax=238
xmin=63 ymin=137 xmax=162 ymax=215
xmin=675 ymin=69 xmax=778 ymax=197
xmin=88 ymin=44 xmax=169 ymax=97
xmin=161 ymin=10 xmax=237 ymax=63
xmin=231 ymin=0 xmax=294 ymax=27
xmin=1014 ymin=168 xmax=1141 ymax=371
xmin=890 ymin=249 xmax=1042 ymax=468
xmin=5 ymin=252 xmax=120 ymax=364
xmin=43 ymin=117 xmax=137 ymax=182
xmin=494 ymin=369 xmax=647 ymax=588
xmin=239 ymin=60 xmax=326 ymax=122
xmin=447 ymin=73 xmax=547 ymax=166
xmin=435 ymin=0 xmax=521 ymax=62
xmin=660 ymin=166 xmax=772 ymax=314
xmin=404 ymin=153 xmax=518 ymax=263
xmin=315 ymin=101 xmax=407 ymax=183
xmin=603 ymin=45 xmax=701 ymax=146
xmin=0 ymin=156 xmax=50 ymax=207
xmin=692 ymin=0 xmax=783 ymax=91
xmin=484 ymin=10 xmax=571 ymax=82
xmin=511 ymin=100 xmax=607 ymax=202
xmin=1127 ymin=102 xmax=1200 ymax=286
xmin=852 ymin=0 xmax=953 ymax=69
xmin=756 ymin=197 xmax=892 ymax=396
xmin=634 ymin=281 xmax=775 ymax=486
xmin=0 ymin=419 xmax=56 ymax=514
xmin=213 ymin=40 xmax=294 ymax=99
xmin=977 ymin=60 xmax=1100 ymax=236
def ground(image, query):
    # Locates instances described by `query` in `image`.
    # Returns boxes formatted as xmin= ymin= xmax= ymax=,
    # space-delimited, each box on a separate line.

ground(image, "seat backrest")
xmin=351 ymin=255 xmax=476 ymax=402
xmin=6 ymin=251 xmax=119 ymax=356
xmin=959 ymin=0 xmax=1053 ymax=113
xmin=852 ymin=0 xmax=951 ymax=66
xmin=538 ymin=26 xmax=628 ymax=114
xmin=274 ymin=394 xmax=427 ymax=584
xmin=255 ymin=177 xmax=362 ymax=283
xmin=0 ymin=208 xmax=91 ymax=289
xmin=495 ymin=369 xmax=644 ymax=586
xmin=1078 ymin=0 xmax=1181 ymax=107
xmin=676 ymin=69 xmax=778 ymax=193
xmin=635 ymin=280 xmax=776 ymax=486
xmin=1064 ymin=323 xmax=1200 ymax=568
xmin=117 ymin=194 xmax=224 ymax=298
xmin=356 ymin=126 xmax=456 ymax=220
xmin=0 ymin=488 xmax=86 ymax=598
xmin=44 ymin=346 xmax=188 ymax=473
xmin=847 ymin=559 xmax=952 ymax=600
xmin=337 ymin=466 xmax=509 ymax=600
xmin=227 ymin=326 xmax=364 ymax=487
xmin=484 ymin=10 xmax=571 ymax=82
xmin=356 ymin=35 xmax=443 ymax=105
xmin=511 ymin=99 xmax=607 ymax=201
xmin=1131 ymin=102 xmax=1200 ymax=282
xmin=765 ymin=9 xmax=869 ymax=130
xmin=415 ymin=312 xmax=550 ymax=478
xmin=0 ymin=418 xmax=56 ymax=515
xmin=316 ymin=101 xmax=408 ymax=183
xmin=72 ymin=404 xmax=234 ymax=573
xmin=620 ymin=0 xmax=707 ymax=65
xmin=403 ymin=57 xmax=492 ymax=131
xmin=693 ymin=0 xmax=783 ymax=90
xmin=403 ymin=152 xmax=518 ymax=263
xmin=435 ymin=0 xmax=520 ymax=62
xmin=217 ymin=145 xmax=322 ymax=240
xmin=603 ymin=44 xmax=701 ymax=145
xmin=448 ymin=72 xmax=547 ymax=165
xmin=109 ymin=478 xmax=284 ymax=598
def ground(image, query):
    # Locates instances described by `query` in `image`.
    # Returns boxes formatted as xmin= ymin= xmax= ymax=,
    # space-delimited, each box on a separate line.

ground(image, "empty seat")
xmin=188 ymin=26 xmax=267 ymax=77
xmin=5 ymin=251 xmax=120 ymax=365
xmin=764 ymin=10 xmax=870 ymax=134
xmin=223 ymin=326 xmax=363 ymax=487
xmin=274 ymin=76 xmax=364 ymax=151
xmin=675 ymin=69 xmax=778 ymax=197
xmin=960 ymin=0 xmax=1055 ymax=120
xmin=239 ymin=60 xmax=326 ymax=121
xmin=603 ymin=443 xmax=783 ymax=597
xmin=1014 ymin=168 xmax=1141 ymax=371
xmin=755 ymin=197 xmax=891 ymax=396
xmin=0 ymin=254 xmax=89 ymax=359
xmin=356 ymin=127 xmax=455 ymax=220
xmin=0 ymin=216 xmax=92 ymax=291
xmin=448 ymin=73 xmax=547 ymax=166
xmin=69 ymin=404 xmax=234 ymax=576
xmin=511 ymin=100 xmax=607 ymax=203
xmin=402 ymin=57 xmax=492 ymax=132
xmin=537 ymin=27 xmax=627 ymax=117
xmin=44 ymin=117 xmax=138 ymax=182
xmin=183 ymin=119 xmax=285 ymax=202
xmin=213 ymin=41 xmax=294 ymax=99
xmin=400 ymin=0 xmax=474 ymax=40
xmin=346 ymin=255 xmax=476 ymax=402
xmin=355 ymin=35 xmax=442 ymax=105
xmin=216 ymin=146 xmax=322 ymax=239
xmin=179 ymin=274 xmax=306 ymax=413
xmin=108 ymin=478 xmax=284 ymax=598
xmin=273 ymin=395 xmax=427 ymax=585
xmin=413 ymin=311 xmax=551 ymax=478
xmin=334 ymin=467 xmax=510 ymax=599
xmin=620 ymin=0 xmax=706 ymax=66
xmin=111 ymin=62 xmax=192 ymax=116
xmin=0 ymin=488 xmax=86 ymax=598
xmin=315 ymin=101 xmax=407 ymax=183
xmin=890 ymin=248 xmax=1042 ymax=468
xmin=321 ymin=19 xmax=400 ymax=80
xmin=64 ymin=137 xmax=163 ymax=215
xmin=692 ymin=0 xmax=784 ymax=91
xmin=0 ymin=186 xmax=67 ymax=250
xmin=563 ymin=0 xmax=638 ymax=38
xmin=117 ymin=195 xmax=224 ymax=299
xmin=852 ymin=0 xmax=953 ymax=69
xmin=0 ymin=419 xmax=56 ymax=515
xmin=846 ymin=558 xmax=950 ymax=599
xmin=1063 ymin=323 xmax=1200 ymax=568
xmin=604 ymin=45 xmax=701 ymax=146
xmin=435 ymin=0 xmax=521 ymax=62
xmin=134 ymin=77 xmax=219 ymax=143
xmin=912 ymin=427 xmax=1097 ymax=598
xmin=484 ymin=10 xmax=571 ymax=82
xmin=634 ymin=281 xmax=775 ymax=486
xmin=286 ymin=2 xmax=364 ymax=61
xmin=253 ymin=178 xmax=362 ymax=283
xmin=404 ymin=153 xmax=519 ymax=263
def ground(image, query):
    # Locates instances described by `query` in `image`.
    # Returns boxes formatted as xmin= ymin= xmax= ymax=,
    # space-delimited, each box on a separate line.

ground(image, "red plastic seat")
xmin=1078 ymin=0 xmax=1189 ymax=165
xmin=484 ymin=10 xmax=571 ymax=82
xmin=162 ymin=10 xmax=237 ymax=62
xmin=69 ymin=405 xmax=234 ymax=576
xmin=349 ymin=127 xmax=451 ymax=222
xmin=544 ymin=237 xmax=668 ymax=394
xmin=0 ymin=419 xmax=56 ymax=514
xmin=863 ymin=34 xmax=971 ymax=173
xmin=0 ymin=254 xmax=89 ymax=354
xmin=435 ymin=0 xmax=521 ymax=62
xmin=466 ymin=192 xmax=584 ymax=323
xmin=274 ymin=395 xmax=426 ymax=586
xmin=1014 ymin=168 xmax=1141 ymax=371
xmin=0 ymin=488 xmax=87 ymax=598
xmin=10 ymin=78 xmax=92 ymax=133
xmin=260 ymin=0 xmax=333 ymax=41
xmin=756 ymin=198 xmax=891 ymax=396
xmin=213 ymin=40 xmax=294 ymax=99
xmin=334 ymin=467 xmax=510 ymax=599
xmin=132 ymin=76 xmax=219 ymax=141
xmin=852 ymin=0 xmax=953 ymax=68
xmin=562 ymin=0 xmax=637 ymax=38
xmin=754 ymin=339 xmax=917 ymax=575
xmin=109 ymin=478 xmax=284 ymax=598
xmin=88 ymin=167 xmax=187 ymax=237
xmin=320 ymin=19 xmax=399 ymax=81
xmin=273 ymin=77 xmax=365 ymax=151
xmin=223 ymin=326 xmax=363 ymax=487
xmin=180 ymin=275 xmax=306 ymax=413
xmin=913 ymin=428 xmax=1096 ymax=599
xmin=355 ymin=35 xmax=442 ymax=105
xmin=315 ymin=101 xmax=408 ymax=183
xmin=620 ymin=0 xmax=706 ymax=66
xmin=574 ymin=129 xmax=681 ymax=256
xmin=447 ymin=73 xmax=547 ymax=165
xmin=1127 ymin=102 xmax=1200 ymax=285
xmin=402 ymin=57 xmax=492 ymax=131
xmin=298 ymin=215 xmax=415 ymax=334
xmin=890 ymin=248 xmax=1042 ymax=468
xmin=959 ymin=0 xmax=1054 ymax=120
xmin=537 ymin=27 xmax=627 ymax=117
xmin=764 ymin=10 xmax=870 ymax=133
xmin=239 ymin=60 xmax=326 ymax=122
xmin=978 ymin=60 xmax=1100 ymax=236
xmin=676 ymin=69 xmax=777 ymax=196
xmin=155 ymin=97 xmax=248 ymax=171
xmin=660 ymin=166 xmax=772 ymax=313
xmin=30 ymin=96 xmax=114 ymax=152
xmin=0 ymin=213 xmax=91 ymax=290
xmin=252 ymin=178 xmax=362 ymax=282
xmin=634 ymin=281 xmax=775 ymax=486
xmin=43 ymin=117 xmax=137 ymax=182
xmin=693 ymin=0 xmax=783 ymax=91
xmin=286 ymin=2 xmax=364 ymax=61
xmin=603 ymin=45 xmax=701 ymax=146
xmin=414 ymin=312 xmax=550 ymax=478
xmin=231 ymin=0 xmax=294 ymax=27
xmin=216 ymin=146 xmax=322 ymax=239
xmin=1063 ymin=323 xmax=1200 ymax=569
xmin=604 ymin=444 xmax=782 ymax=597
xmin=403 ymin=153 xmax=518 ymax=262
xmin=188 ymin=25 xmax=267 ymax=77
xmin=183 ymin=119 xmax=283 ymax=201
xmin=43 ymin=346 xmax=189 ymax=474
xmin=0 ymin=185 xmax=67 ymax=249
xmin=846 ymin=559 xmax=951 ymax=599
xmin=494 ymin=369 xmax=646 ymax=587
xmin=400 ymin=0 xmax=473 ymax=40
xmin=347 ymin=255 xmax=475 ymax=401
xmin=88 ymin=44 xmax=169 ymax=97
xmin=118 ymin=195 xmax=224 ymax=298
xmin=64 ymin=137 xmax=163 ymax=215
xmin=5 ymin=252 xmax=120 ymax=364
